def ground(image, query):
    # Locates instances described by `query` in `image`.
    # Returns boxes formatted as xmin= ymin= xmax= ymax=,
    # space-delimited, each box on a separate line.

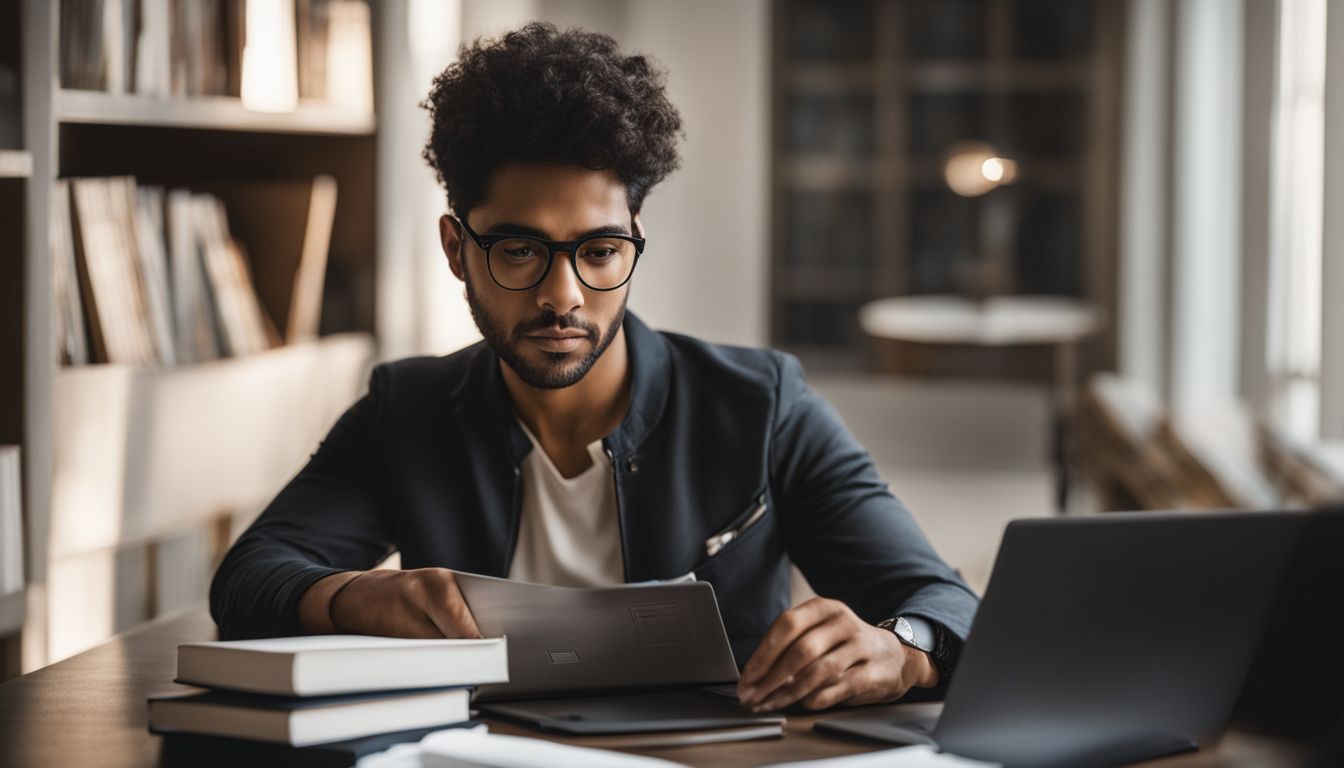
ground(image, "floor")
xmin=801 ymin=375 xmax=1057 ymax=596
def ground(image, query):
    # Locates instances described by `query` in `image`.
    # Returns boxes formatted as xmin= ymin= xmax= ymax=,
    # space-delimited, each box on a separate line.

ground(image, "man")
xmin=211 ymin=23 xmax=978 ymax=714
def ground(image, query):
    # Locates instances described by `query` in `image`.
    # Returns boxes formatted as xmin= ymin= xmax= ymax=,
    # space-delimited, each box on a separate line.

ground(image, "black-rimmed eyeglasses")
xmin=456 ymin=216 xmax=645 ymax=292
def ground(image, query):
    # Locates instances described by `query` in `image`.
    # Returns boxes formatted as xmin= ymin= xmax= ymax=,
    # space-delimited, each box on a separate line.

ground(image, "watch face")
xmin=893 ymin=616 xmax=916 ymax=644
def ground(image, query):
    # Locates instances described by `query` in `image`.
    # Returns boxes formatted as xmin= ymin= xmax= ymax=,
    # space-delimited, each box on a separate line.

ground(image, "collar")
xmin=446 ymin=311 xmax=671 ymax=466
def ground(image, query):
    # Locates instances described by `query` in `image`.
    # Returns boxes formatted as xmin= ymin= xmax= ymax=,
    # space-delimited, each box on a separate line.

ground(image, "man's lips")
xmin=525 ymin=328 xmax=588 ymax=340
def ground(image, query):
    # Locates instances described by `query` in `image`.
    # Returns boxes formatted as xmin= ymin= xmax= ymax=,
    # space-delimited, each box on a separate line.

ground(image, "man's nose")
xmin=536 ymin=252 xmax=584 ymax=316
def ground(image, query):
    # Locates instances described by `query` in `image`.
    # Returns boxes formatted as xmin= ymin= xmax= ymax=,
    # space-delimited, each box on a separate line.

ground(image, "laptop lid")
xmin=933 ymin=510 xmax=1308 ymax=767
xmin=454 ymin=572 xmax=741 ymax=702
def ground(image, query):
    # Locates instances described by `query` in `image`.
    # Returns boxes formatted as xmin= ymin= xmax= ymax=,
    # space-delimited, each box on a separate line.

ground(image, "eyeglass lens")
xmin=487 ymin=236 xmax=639 ymax=290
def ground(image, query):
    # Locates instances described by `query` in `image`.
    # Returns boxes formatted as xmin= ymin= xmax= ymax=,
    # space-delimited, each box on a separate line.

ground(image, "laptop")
xmin=453 ymin=571 xmax=784 ymax=735
xmin=816 ymin=510 xmax=1310 ymax=768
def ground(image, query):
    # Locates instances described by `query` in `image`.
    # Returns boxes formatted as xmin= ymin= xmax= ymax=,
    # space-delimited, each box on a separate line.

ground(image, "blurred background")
xmin=1 ymin=0 xmax=1342 ymax=677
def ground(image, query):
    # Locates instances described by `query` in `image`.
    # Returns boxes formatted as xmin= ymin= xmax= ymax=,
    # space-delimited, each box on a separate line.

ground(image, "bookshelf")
xmin=770 ymin=0 xmax=1122 ymax=373
xmin=4 ymin=0 xmax=404 ymax=677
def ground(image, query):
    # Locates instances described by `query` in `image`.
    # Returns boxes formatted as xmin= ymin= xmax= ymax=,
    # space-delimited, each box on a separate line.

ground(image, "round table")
xmin=859 ymin=295 xmax=1103 ymax=512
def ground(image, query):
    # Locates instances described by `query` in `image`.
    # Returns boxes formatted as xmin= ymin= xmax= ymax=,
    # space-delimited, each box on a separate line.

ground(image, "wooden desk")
xmin=0 ymin=604 xmax=1300 ymax=767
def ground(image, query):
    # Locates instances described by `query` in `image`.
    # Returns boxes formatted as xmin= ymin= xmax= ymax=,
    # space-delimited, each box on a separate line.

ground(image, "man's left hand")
xmin=736 ymin=597 xmax=940 ymax=712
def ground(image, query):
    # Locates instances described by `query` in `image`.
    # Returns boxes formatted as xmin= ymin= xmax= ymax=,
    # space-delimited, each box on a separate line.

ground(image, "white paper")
xmin=759 ymin=745 xmax=999 ymax=768
xmin=418 ymin=727 xmax=688 ymax=768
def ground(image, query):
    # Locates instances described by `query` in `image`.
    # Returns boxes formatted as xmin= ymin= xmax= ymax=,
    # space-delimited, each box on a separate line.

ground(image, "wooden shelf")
xmin=907 ymin=61 xmax=1092 ymax=91
xmin=0 ymin=151 xmax=32 ymax=178
xmin=51 ymin=334 xmax=373 ymax=561
xmin=786 ymin=63 xmax=874 ymax=91
xmin=779 ymin=269 xmax=873 ymax=301
xmin=55 ymin=90 xmax=376 ymax=136
xmin=783 ymin=157 xmax=882 ymax=189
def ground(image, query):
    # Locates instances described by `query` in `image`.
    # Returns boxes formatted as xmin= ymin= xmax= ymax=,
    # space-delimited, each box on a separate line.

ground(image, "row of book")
xmin=149 ymin=634 xmax=510 ymax=751
xmin=52 ymin=174 xmax=337 ymax=366
xmin=59 ymin=0 xmax=372 ymax=111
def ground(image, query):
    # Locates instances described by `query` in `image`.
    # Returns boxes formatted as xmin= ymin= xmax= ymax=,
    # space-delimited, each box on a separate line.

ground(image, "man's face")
xmin=442 ymin=165 xmax=638 ymax=389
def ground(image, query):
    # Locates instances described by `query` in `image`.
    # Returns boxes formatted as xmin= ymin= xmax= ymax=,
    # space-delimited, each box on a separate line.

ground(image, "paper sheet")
xmin=759 ymin=745 xmax=999 ymax=768
xmin=355 ymin=724 xmax=688 ymax=768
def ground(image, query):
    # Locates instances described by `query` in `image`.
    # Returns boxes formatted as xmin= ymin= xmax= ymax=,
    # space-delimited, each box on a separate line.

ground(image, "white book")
xmin=133 ymin=0 xmax=171 ymax=97
xmin=324 ymin=0 xmax=372 ymax=112
xmin=149 ymin=686 xmax=471 ymax=747
xmin=0 ymin=446 xmax=22 ymax=596
xmin=176 ymin=635 xmax=509 ymax=697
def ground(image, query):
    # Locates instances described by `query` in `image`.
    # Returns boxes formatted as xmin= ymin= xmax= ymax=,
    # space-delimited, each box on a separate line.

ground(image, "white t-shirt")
xmin=506 ymin=420 xmax=624 ymax=587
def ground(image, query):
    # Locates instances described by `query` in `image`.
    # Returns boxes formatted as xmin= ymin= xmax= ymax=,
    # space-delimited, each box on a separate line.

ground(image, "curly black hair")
xmin=421 ymin=22 xmax=684 ymax=216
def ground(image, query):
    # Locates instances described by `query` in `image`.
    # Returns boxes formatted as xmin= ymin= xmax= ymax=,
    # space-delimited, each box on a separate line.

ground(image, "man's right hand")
xmin=297 ymin=568 xmax=483 ymax=639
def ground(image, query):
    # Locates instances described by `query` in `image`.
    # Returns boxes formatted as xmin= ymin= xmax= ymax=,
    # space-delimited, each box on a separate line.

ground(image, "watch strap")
xmin=879 ymin=614 xmax=957 ymax=685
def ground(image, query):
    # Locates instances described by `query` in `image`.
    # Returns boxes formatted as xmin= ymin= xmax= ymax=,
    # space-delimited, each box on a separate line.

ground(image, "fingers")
xmin=441 ymin=572 xmax=483 ymax=638
xmin=417 ymin=570 xmax=483 ymax=639
xmin=741 ymin=617 xmax=852 ymax=708
xmin=740 ymin=598 xmax=845 ymax=690
xmin=752 ymin=639 xmax=862 ymax=712
xmin=800 ymin=662 xmax=877 ymax=711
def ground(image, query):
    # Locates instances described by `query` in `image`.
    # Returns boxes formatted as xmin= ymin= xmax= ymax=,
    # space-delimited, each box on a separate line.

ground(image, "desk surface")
xmin=0 ymin=605 xmax=1297 ymax=767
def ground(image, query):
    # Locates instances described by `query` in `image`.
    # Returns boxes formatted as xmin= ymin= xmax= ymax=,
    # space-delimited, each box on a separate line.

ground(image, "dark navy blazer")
xmin=210 ymin=312 xmax=980 ymax=665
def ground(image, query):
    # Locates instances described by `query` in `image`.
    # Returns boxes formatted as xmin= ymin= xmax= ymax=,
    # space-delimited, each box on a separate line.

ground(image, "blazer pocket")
xmin=703 ymin=491 xmax=769 ymax=559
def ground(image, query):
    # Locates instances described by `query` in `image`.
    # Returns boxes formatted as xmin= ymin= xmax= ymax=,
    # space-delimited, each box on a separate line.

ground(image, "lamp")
xmin=943 ymin=141 xmax=1018 ymax=198
xmin=942 ymin=142 xmax=1018 ymax=299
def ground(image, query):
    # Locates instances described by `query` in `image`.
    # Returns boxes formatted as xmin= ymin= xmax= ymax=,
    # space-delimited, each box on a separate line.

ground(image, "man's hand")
xmin=297 ymin=568 xmax=482 ymax=639
xmin=736 ymin=597 xmax=939 ymax=712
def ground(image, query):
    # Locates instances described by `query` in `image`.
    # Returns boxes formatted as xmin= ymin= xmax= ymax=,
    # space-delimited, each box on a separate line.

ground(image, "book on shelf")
xmin=323 ymin=0 xmax=373 ymax=112
xmin=165 ymin=187 xmax=222 ymax=364
xmin=192 ymin=195 xmax=280 ymax=356
xmin=148 ymin=686 xmax=471 ymax=747
xmin=134 ymin=0 xmax=173 ymax=97
xmin=51 ymin=181 xmax=91 ymax=366
xmin=69 ymin=176 xmax=160 ymax=365
xmin=0 ymin=62 xmax=19 ymax=147
xmin=133 ymin=186 xmax=179 ymax=365
xmin=59 ymin=0 xmax=372 ymax=111
xmin=295 ymin=0 xmax=330 ymax=101
xmin=175 ymin=635 xmax=510 ymax=697
xmin=0 ymin=446 xmax=22 ymax=597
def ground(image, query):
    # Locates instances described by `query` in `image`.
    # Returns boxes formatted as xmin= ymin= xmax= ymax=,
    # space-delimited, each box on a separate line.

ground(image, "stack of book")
xmin=149 ymin=634 xmax=509 ymax=753
xmin=53 ymin=174 xmax=337 ymax=366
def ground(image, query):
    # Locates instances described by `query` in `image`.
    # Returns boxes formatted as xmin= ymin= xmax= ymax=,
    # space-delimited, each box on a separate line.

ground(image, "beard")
xmin=464 ymin=264 xmax=627 ymax=390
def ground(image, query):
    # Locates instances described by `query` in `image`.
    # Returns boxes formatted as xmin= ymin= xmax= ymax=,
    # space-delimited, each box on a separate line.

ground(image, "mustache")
xmin=511 ymin=311 xmax=600 ymax=341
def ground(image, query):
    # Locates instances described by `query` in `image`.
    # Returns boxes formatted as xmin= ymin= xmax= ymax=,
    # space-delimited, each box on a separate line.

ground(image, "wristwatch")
xmin=876 ymin=615 xmax=955 ymax=684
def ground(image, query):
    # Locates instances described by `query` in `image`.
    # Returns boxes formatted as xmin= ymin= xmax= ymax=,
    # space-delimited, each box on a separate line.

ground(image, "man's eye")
xmin=503 ymin=247 xmax=536 ymax=259
xmin=583 ymin=248 xmax=617 ymax=261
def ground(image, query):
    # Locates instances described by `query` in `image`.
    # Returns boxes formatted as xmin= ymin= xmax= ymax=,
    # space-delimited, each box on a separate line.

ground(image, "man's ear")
xmin=632 ymin=212 xmax=646 ymax=239
xmin=439 ymin=214 xmax=465 ymax=282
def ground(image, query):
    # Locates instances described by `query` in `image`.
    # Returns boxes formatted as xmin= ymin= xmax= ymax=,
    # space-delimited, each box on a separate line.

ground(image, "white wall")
xmin=618 ymin=0 xmax=771 ymax=347
xmin=1322 ymin=1 xmax=1344 ymax=439
xmin=1117 ymin=0 xmax=1171 ymax=396
xmin=1168 ymin=0 xmax=1245 ymax=409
